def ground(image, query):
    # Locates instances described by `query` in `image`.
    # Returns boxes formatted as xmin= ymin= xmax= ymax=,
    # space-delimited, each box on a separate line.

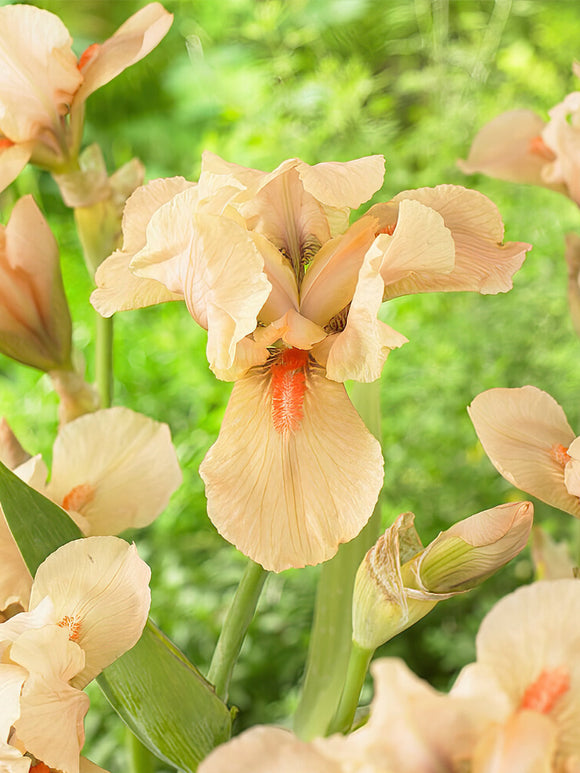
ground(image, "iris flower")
xmin=468 ymin=385 xmax=580 ymax=519
xmin=0 ymin=537 xmax=150 ymax=773
xmin=459 ymin=63 xmax=580 ymax=207
xmin=0 ymin=2 xmax=172 ymax=191
xmin=92 ymin=152 xmax=530 ymax=571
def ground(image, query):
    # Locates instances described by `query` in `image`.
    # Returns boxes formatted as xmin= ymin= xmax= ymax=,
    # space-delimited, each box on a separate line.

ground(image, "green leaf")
xmin=0 ymin=460 xmax=82 ymax=575
xmin=98 ymin=622 xmax=233 ymax=772
xmin=0 ymin=460 xmax=232 ymax=769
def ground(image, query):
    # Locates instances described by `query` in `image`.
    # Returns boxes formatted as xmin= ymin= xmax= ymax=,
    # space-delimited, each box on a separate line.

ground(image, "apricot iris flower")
xmin=92 ymin=152 xmax=530 ymax=571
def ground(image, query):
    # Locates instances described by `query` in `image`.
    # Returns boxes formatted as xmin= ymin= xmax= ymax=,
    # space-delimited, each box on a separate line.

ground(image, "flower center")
xmin=58 ymin=614 xmax=82 ymax=642
xmin=62 ymin=483 xmax=95 ymax=512
xmin=270 ymin=348 xmax=309 ymax=435
xmin=551 ymin=444 xmax=571 ymax=467
xmin=519 ymin=667 xmax=570 ymax=714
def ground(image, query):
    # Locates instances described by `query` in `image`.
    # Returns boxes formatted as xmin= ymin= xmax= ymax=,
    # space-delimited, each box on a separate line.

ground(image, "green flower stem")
xmin=95 ymin=312 xmax=114 ymax=408
xmin=293 ymin=381 xmax=383 ymax=740
xmin=327 ymin=641 xmax=374 ymax=735
xmin=127 ymin=727 xmax=156 ymax=773
xmin=208 ymin=559 xmax=269 ymax=702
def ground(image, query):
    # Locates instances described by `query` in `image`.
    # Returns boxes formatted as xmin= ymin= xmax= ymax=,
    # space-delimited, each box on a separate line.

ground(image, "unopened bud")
xmin=353 ymin=502 xmax=533 ymax=650
xmin=0 ymin=196 xmax=72 ymax=372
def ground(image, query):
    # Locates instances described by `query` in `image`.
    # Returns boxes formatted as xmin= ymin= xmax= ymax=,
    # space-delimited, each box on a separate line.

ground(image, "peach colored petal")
xmin=29 ymin=537 xmax=151 ymax=689
xmin=135 ymin=204 xmax=271 ymax=378
xmin=323 ymin=241 xmax=408 ymax=383
xmin=0 ymin=598 xmax=54 ymax=650
xmin=532 ymin=527 xmax=576 ymax=580
xmin=0 ymin=141 xmax=33 ymax=192
xmin=252 ymin=232 xmax=299 ymax=324
xmin=541 ymin=92 xmax=580 ymax=204
xmin=0 ymin=196 xmax=71 ymax=371
xmin=458 ymin=109 xmax=564 ymax=189
xmin=91 ymin=177 xmax=193 ymax=316
xmin=214 ymin=336 xmax=270 ymax=381
xmin=238 ymin=161 xmax=333 ymax=272
xmin=199 ymin=726 xmax=339 ymax=773
xmin=46 ymin=407 xmax=182 ymax=535
xmin=12 ymin=626 xmax=88 ymax=773
xmin=0 ymin=663 xmax=27 ymax=737
xmin=300 ymin=216 xmax=379 ymax=326
xmin=0 ymin=741 xmax=30 ymax=773
xmin=200 ymin=364 xmax=384 ymax=571
xmin=0 ymin=511 xmax=32 ymax=611
xmin=337 ymin=658 xmax=494 ymax=772
xmin=468 ymin=386 xmax=580 ymax=517
xmin=254 ymin=310 xmax=326 ymax=349
xmin=0 ymin=5 xmax=81 ymax=144
xmin=91 ymin=248 xmax=183 ymax=317
xmin=467 ymin=580 xmax=580 ymax=758
xmin=472 ymin=711 xmax=557 ymax=773
xmin=74 ymin=3 xmax=173 ymax=105
xmin=385 ymin=186 xmax=530 ymax=298
xmin=295 ymin=155 xmax=385 ymax=209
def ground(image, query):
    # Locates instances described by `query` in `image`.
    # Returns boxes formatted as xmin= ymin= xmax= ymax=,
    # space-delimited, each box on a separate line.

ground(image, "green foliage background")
xmin=1 ymin=0 xmax=580 ymax=768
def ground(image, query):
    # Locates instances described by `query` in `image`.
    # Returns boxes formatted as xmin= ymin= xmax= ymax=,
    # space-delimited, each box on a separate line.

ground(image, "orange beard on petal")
xmin=270 ymin=348 xmax=309 ymax=435
xmin=519 ymin=667 xmax=570 ymax=715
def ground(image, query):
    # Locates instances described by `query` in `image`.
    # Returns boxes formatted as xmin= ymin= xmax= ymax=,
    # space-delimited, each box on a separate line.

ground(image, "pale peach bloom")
xmin=0 ymin=3 xmax=172 ymax=191
xmin=92 ymin=152 xmax=530 ymax=571
xmin=353 ymin=502 xmax=533 ymax=650
xmin=14 ymin=406 xmax=182 ymax=537
xmin=531 ymin=527 xmax=576 ymax=581
xmin=468 ymin=386 xmax=580 ymax=518
xmin=199 ymin=659 xmax=493 ymax=773
xmin=459 ymin=69 xmax=580 ymax=206
xmin=0 ymin=537 xmax=150 ymax=773
xmin=0 ymin=196 xmax=72 ymax=372
xmin=452 ymin=579 xmax=580 ymax=772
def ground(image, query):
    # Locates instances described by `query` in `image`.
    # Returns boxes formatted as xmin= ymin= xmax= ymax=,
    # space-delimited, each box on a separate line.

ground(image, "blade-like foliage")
xmin=0 ymin=460 xmax=232 ymax=770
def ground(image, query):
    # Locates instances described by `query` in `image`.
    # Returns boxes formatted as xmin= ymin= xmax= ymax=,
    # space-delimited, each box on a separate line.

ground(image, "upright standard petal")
xmin=46 ymin=407 xmax=182 ymax=536
xmin=200 ymin=357 xmax=384 ymax=571
xmin=74 ymin=3 xmax=173 ymax=105
xmin=29 ymin=537 xmax=151 ymax=689
xmin=541 ymin=92 xmax=580 ymax=205
xmin=468 ymin=386 xmax=580 ymax=518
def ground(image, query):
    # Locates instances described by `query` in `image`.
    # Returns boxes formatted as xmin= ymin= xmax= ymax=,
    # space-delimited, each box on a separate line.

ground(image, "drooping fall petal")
xmin=11 ymin=626 xmax=88 ymax=773
xmin=46 ymin=407 xmax=182 ymax=535
xmin=200 ymin=362 xmax=384 ymax=571
xmin=29 ymin=537 xmax=151 ymax=689
xmin=468 ymin=386 xmax=580 ymax=517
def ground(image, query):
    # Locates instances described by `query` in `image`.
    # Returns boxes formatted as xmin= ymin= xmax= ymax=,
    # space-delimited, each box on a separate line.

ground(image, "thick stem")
xmin=95 ymin=312 xmax=114 ymax=408
xmin=207 ymin=559 xmax=268 ymax=702
xmin=126 ymin=727 xmax=156 ymax=773
xmin=293 ymin=381 xmax=383 ymax=740
xmin=327 ymin=642 xmax=374 ymax=735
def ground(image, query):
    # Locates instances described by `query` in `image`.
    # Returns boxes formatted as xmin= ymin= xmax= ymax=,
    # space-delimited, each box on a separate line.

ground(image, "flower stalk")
xmin=207 ymin=558 xmax=269 ymax=702
xmin=293 ymin=381 xmax=383 ymax=740
xmin=327 ymin=640 xmax=373 ymax=735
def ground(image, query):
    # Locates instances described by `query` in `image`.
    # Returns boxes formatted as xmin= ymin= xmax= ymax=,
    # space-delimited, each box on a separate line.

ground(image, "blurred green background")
xmin=2 ymin=0 xmax=580 ymax=768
